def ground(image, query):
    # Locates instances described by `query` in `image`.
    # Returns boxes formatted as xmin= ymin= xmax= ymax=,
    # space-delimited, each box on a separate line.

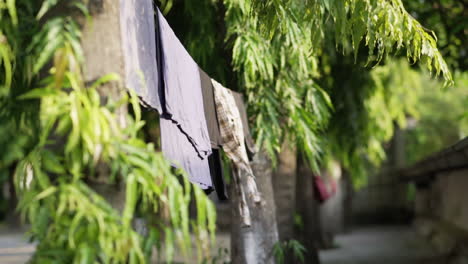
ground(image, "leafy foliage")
xmin=398 ymin=0 xmax=468 ymax=165
xmin=324 ymin=56 xmax=466 ymax=186
xmin=404 ymin=71 xmax=468 ymax=165
xmin=158 ymin=0 xmax=452 ymax=177
xmin=224 ymin=0 xmax=330 ymax=169
xmin=273 ymin=239 xmax=307 ymax=264
xmin=231 ymin=0 xmax=453 ymax=178
xmin=252 ymin=0 xmax=453 ymax=85
xmin=323 ymin=57 xmax=423 ymax=185
xmin=403 ymin=0 xmax=467 ymax=70
xmin=1 ymin=0 xmax=215 ymax=263
xmin=224 ymin=0 xmax=451 ymax=173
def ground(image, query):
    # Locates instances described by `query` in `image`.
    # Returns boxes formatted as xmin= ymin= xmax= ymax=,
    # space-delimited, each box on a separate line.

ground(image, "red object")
xmin=313 ymin=175 xmax=334 ymax=203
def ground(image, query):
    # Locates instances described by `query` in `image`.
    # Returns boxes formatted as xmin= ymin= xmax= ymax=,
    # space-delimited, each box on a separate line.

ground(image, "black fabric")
xmin=208 ymin=149 xmax=228 ymax=200
xmin=203 ymin=187 xmax=214 ymax=195
xmin=199 ymin=68 xmax=227 ymax=199
xmin=153 ymin=6 xmax=169 ymax=117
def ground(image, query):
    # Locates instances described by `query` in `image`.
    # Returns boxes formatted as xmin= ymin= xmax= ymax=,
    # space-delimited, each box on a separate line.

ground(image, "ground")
xmin=0 ymin=225 xmax=443 ymax=263
xmin=319 ymin=225 xmax=445 ymax=264
xmin=0 ymin=227 xmax=33 ymax=264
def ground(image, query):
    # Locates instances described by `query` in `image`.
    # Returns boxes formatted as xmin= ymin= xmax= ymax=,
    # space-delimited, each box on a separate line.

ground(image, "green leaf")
xmin=17 ymin=87 xmax=59 ymax=99
xmin=122 ymin=174 xmax=138 ymax=227
xmin=0 ymin=43 xmax=13 ymax=88
xmin=34 ymin=186 xmax=57 ymax=201
xmin=36 ymin=0 xmax=60 ymax=20
xmin=6 ymin=0 xmax=18 ymax=25
xmin=89 ymin=73 xmax=120 ymax=90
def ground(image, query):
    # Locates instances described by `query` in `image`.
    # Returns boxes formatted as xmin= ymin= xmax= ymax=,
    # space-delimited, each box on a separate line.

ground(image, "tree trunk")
xmin=81 ymin=0 xmax=126 ymax=103
xmin=272 ymin=142 xmax=297 ymax=242
xmin=231 ymin=152 xmax=279 ymax=264
xmin=6 ymin=165 xmax=20 ymax=228
xmin=79 ymin=0 xmax=127 ymax=210
xmin=295 ymin=159 xmax=321 ymax=264
xmin=342 ymin=170 xmax=353 ymax=233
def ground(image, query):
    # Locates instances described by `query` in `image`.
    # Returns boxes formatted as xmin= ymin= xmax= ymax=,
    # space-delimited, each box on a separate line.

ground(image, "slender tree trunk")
xmin=272 ymin=142 xmax=297 ymax=242
xmin=231 ymin=152 xmax=279 ymax=264
xmin=81 ymin=0 xmax=126 ymax=103
xmin=80 ymin=0 xmax=127 ymax=210
xmin=342 ymin=170 xmax=353 ymax=233
xmin=295 ymin=158 xmax=321 ymax=264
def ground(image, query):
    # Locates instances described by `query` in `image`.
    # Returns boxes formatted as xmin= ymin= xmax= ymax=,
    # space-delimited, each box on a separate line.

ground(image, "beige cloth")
xmin=211 ymin=79 xmax=261 ymax=227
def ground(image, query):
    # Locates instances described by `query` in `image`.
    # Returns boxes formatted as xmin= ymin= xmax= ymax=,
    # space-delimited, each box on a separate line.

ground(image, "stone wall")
xmin=414 ymin=168 xmax=468 ymax=263
xmin=415 ymin=168 xmax=468 ymax=229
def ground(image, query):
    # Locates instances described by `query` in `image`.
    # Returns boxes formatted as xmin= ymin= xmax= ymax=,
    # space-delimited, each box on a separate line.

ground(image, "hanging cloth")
xmin=313 ymin=175 xmax=334 ymax=203
xmin=121 ymin=4 xmax=213 ymax=189
xmin=211 ymin=79 xmax=261 ymax=226
xmin=156 ymin=9 xmax=215 ymax=188
xmin=200 ymin=68 xmax=228 ymax=200
xmin=119 ymin=0 xmax=161 ymax=110
xmin=199 ymin=68 xmax=223 ymax=148
xmin=160 ymin=118 xmax=213 ymax=189
xmin=156 ymin=8 xmax=212 ymax=159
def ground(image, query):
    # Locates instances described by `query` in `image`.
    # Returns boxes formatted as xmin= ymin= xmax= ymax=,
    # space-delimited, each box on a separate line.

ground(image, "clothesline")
xmin=120 ymin=0 xmax=260 ymax=227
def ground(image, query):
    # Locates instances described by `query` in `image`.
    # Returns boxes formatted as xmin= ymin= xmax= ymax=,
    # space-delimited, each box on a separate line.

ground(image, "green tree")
xmin=0 ymin=0 xmax=455 ymax=263
xmin=400 ymin=0 xmax=468 ymax=163
xmin=403 ymin=0 xmax=467 ymax=70
xmin=164 ymin=0 xmax=453 ymax=262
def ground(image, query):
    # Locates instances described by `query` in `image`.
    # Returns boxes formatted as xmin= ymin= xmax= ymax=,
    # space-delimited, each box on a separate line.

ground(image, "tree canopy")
xmin=164 ymin=0 xmax=454 ymax=176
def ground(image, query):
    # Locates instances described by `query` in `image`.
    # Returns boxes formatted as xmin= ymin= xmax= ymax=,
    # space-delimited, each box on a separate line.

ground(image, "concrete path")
xmin=319 ymin=225 xmax=445 ymax=264
xmin=0 ymin=226 xmax=230 ymax=264
xmin=0 ymin=227 xmax=34 ymax=264
xmin=0 ymin=225 xmax=444 ymax=264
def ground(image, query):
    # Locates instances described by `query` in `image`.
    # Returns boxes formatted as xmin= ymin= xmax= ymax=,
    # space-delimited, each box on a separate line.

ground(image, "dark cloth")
xmin=160 ymin=118 xmax=212 ymax=189
xmin=119 ymin=0 xmax=161 ymax=111
xmin=200 ymin=69 xmax=226 ymax=199
xmin=208 ymin=149 xmax=228 ymax=200
xmin=199 ymin=67 xmax=226 ymax=199
xmin=203 ymin=187 xmax=214 ymax=195
xmin=156 ymin=9 xmax=213 ymax=188
xmin=199 ymin=68 xmax=223 ymax=148
xmin=232 ymin=92 xmax=257 ymax=156
xmin=157 ymin=9 xmax=211 ymax=159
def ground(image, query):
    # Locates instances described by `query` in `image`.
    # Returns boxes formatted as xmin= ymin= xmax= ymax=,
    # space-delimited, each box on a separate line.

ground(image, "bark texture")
xmin=272 ymin=142 xmax=297 ymax=242
xmin=80 ymin=0 xmax=127 ymax=210
xmin=231 ymin=152 xmax=279 ymax=264
xmin=342 ymin=170 xmax=353 ymax=233
xmin=81 ymin=0 xmax=125 ymax=104
xmin=294 ymin=159 xmax=321 ymax=264
xmin=6 ymin=166 xmax=20 ymax=228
